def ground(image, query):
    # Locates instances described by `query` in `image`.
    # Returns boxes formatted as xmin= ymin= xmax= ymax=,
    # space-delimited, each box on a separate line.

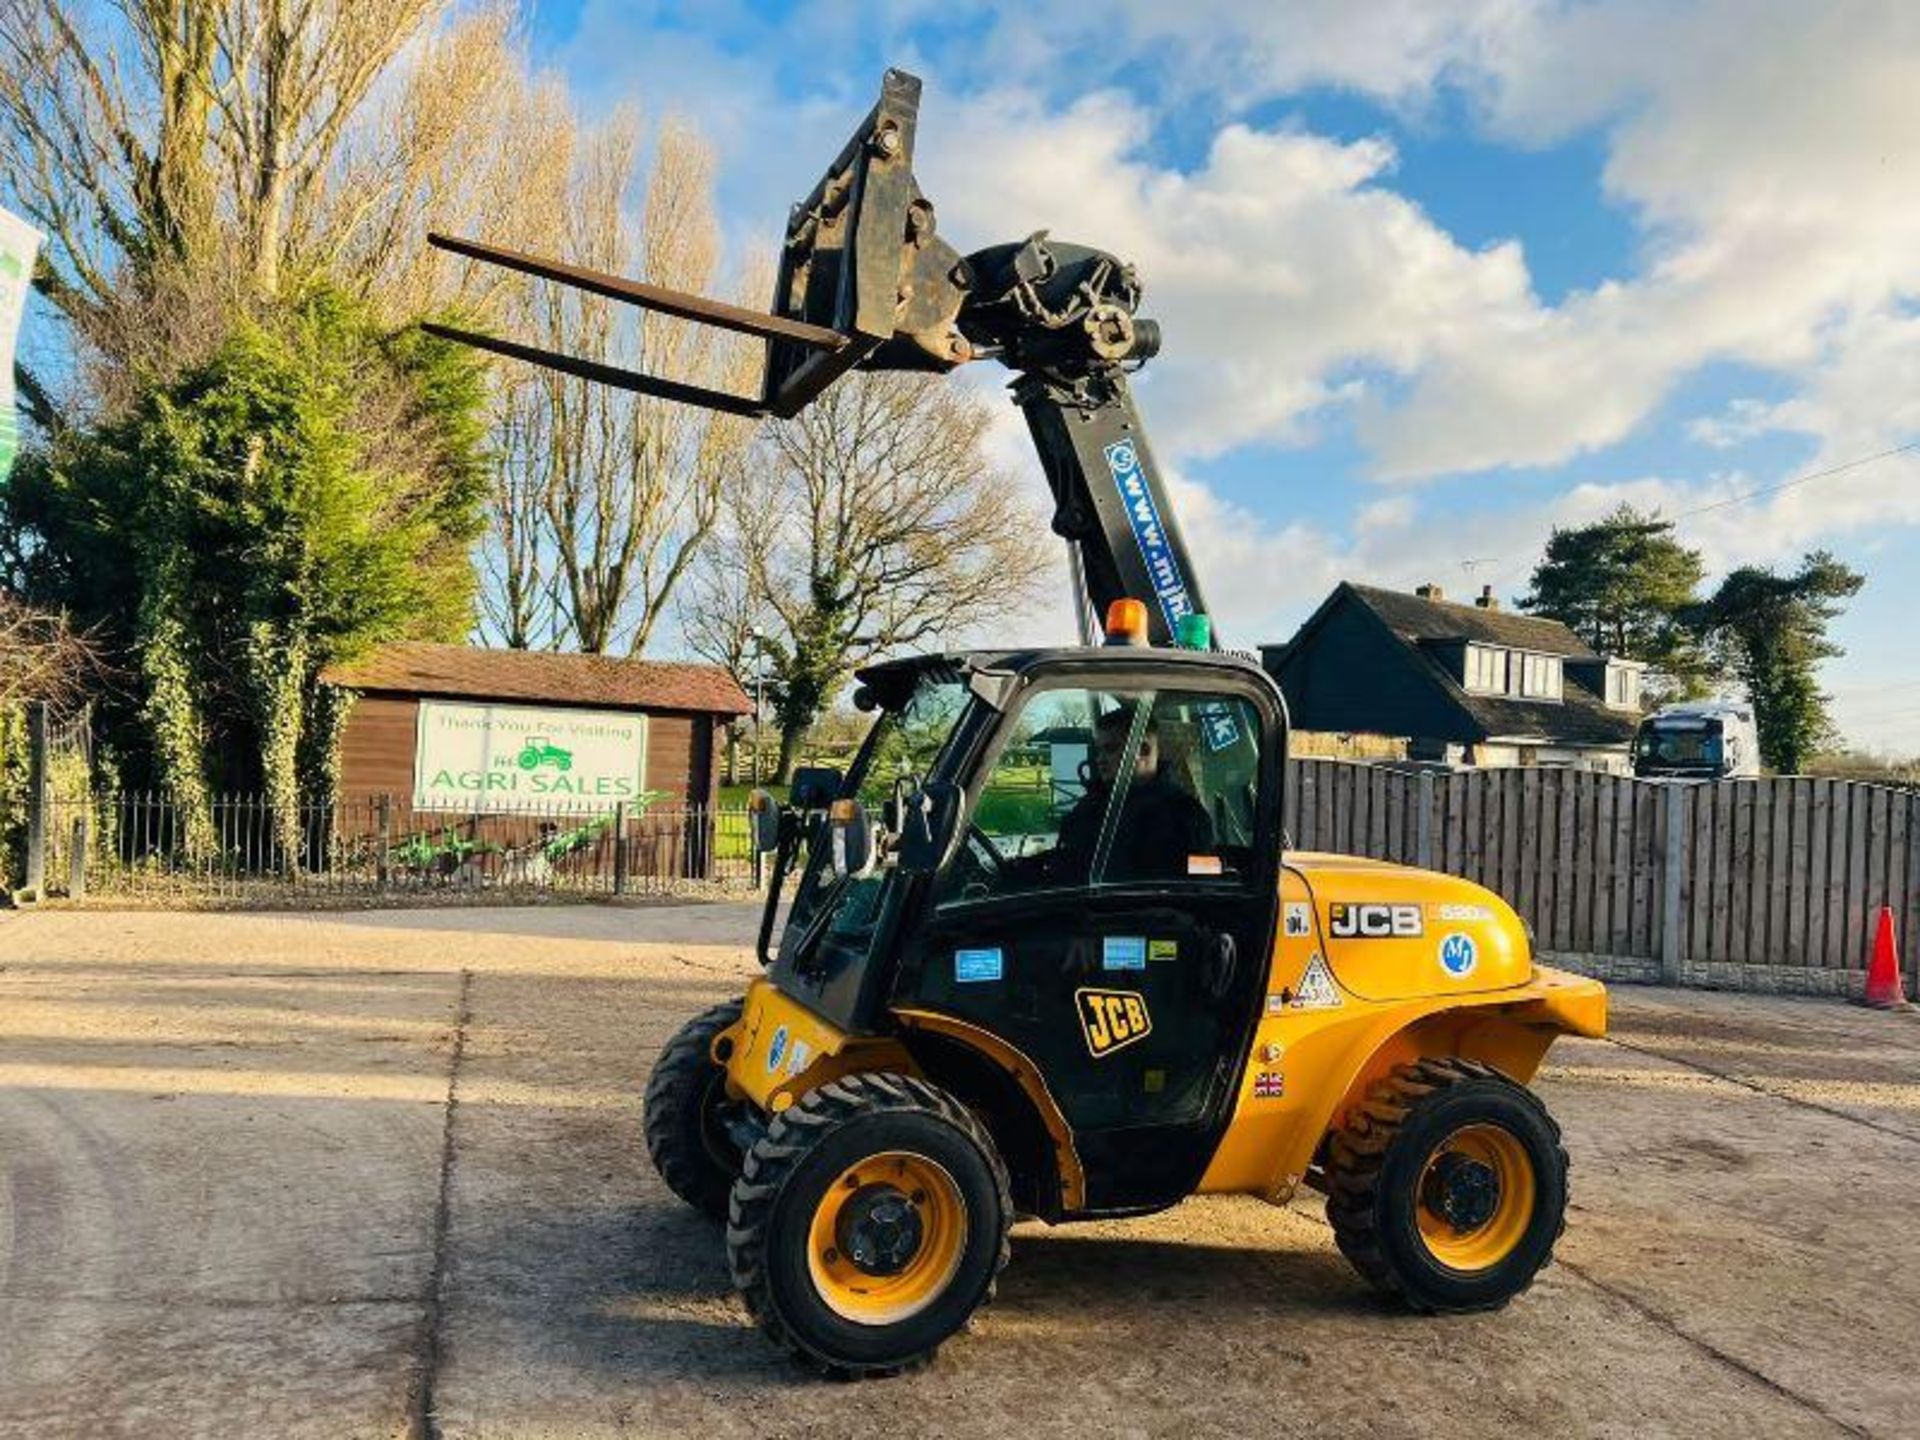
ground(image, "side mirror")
xmin=746 ymin=789 xmax=782 ymax=853
xmin=790 ymin=765 xmax=844 ymax=811
xmin=895 ymin=780 xmax=962 ymax=874
xmin=828 ymin=799 xmax=877 ymax=879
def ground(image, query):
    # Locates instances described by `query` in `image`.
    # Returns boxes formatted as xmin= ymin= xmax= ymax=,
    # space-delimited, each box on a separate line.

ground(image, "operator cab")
xmin=754 ymin=639 xmax=1287 ymax=1212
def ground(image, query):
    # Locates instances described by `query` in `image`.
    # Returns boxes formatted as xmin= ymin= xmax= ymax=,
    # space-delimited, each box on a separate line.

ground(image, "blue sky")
xmin=526 ymin=0 xmax=1920 ymax=753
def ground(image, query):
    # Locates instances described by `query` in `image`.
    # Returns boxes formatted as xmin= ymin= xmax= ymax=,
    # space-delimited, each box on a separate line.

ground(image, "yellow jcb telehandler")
xmin=428 ymin=68 xmax=1608 ymax=1377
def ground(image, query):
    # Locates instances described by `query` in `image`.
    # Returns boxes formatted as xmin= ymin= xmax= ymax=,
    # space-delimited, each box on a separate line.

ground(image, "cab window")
xmin=935 ymin=685 xmax=1263 ymax=906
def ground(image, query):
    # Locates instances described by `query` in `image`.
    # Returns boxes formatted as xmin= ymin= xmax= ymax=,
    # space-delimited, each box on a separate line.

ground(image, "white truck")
xmin=1632 ymin=701 xmax=1762 ymax=780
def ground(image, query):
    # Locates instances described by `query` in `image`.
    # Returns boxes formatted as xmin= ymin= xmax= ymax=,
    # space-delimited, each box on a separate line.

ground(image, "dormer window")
xmin=1605 ymin=661 xmax=1642 ymax=711
xmin=1464 ymin=645 xmax=1509 ymax=694
xmin=1518 ymin=652 xmax=1563 ymax=700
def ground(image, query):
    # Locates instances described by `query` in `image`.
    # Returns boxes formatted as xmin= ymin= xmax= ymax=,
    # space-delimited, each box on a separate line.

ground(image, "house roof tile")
xmin=1452 ymin=688 xmax=1640 ymax=746
xmin=1272 ymin=582 xmax=1640 ymax=748
xmin=1346 ymin=583 xmax=1601 ymax=659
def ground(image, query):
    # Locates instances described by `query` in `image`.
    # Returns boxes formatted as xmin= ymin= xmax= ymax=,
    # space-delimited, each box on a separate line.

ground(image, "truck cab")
xmin=1632 ymin=702 xmax=1761 ymax=780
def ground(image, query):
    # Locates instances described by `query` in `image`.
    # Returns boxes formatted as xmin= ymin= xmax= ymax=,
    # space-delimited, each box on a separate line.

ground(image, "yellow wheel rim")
xmin=806 ymin=1150 xmax=969 ymax=1325
xmin=1415 ymin=1123 xmax=1536 ymax=1272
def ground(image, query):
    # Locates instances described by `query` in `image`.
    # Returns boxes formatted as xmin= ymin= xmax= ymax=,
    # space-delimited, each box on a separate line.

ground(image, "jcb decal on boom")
xmin=1075 ymin=988 xmax=1153 ymax=1058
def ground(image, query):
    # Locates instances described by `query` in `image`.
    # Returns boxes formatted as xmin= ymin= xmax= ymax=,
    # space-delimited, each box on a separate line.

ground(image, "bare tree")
xmin=681 ymin=517 xmax=773 ymax=684
xmin=731 ymin=371 xmax=1053 ymax=781
xmin=477 ymin=378 xmax=563 ymax=648
xmin=0 ymin=592 xmax=103 ymax=707
xmin=679 ymin=481 xmax=777 ymax=780
xmin=0 ymin=0 xmax=570 ymax=416
xmin=320 ymin=7 xmax=575 ymax=314
xmin=486 ymin=116 xmax=762 ymax=654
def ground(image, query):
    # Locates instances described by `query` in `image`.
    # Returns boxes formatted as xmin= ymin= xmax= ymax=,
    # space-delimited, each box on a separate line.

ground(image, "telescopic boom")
xmin=424 ymin=68 xmax=1212 ymax=646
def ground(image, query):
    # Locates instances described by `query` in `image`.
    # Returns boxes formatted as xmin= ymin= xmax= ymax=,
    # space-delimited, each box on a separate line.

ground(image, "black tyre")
xmin=643 ymin=998 xmax=746 ymax=1219
xmin=726 ymin=1072 xmax=1012 ymax=1377
xmin=1324 ymin=1056 xmax=1568 ymax=1313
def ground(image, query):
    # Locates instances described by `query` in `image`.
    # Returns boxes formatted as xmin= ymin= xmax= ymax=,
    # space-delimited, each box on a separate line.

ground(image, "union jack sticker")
xmin=1253 ymin=1070 xmax=1285 ymax=1099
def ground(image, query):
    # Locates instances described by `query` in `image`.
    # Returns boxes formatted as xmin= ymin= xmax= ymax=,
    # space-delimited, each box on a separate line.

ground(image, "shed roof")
xmin=323 ymin=643 xmax=752 ymax=716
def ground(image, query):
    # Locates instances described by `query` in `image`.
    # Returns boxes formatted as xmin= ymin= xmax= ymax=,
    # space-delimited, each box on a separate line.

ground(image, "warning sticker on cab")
xmin=955 ymin=948 xmax=1004 ymax=983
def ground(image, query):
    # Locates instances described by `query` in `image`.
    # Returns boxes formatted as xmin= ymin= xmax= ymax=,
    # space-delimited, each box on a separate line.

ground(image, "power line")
xmin=1659 ymin=439 xmax=1920 ymax=523
xmin=1479 ymin=438 xmax=1920 ymax=590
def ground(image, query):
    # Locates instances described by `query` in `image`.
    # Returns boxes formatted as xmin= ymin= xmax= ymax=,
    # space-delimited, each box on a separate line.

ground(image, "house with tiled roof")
xmin=1261 ymin=582 xmax=1645 ymax=772
xmin=321 ymin=642 xmax=751 ymax=809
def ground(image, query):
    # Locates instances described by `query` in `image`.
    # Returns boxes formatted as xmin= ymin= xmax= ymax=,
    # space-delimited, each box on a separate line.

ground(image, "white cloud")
xmin=1361 ymin=0 xmax=1920 ymax=478
xmin=552 ymin=1 xmax=1920 ymax=739
xmin=912 ymin=2 xmax=1920 ymax=496
xmin=1686 ymin=399 xmax=1776 ymax=450
xmin=558 ymin=2 xmax=1920 ymax=497
xmin=925 ymin=0 xmax=1530 ymax=112
xmin=918 ymin=88 xmax=1538 ymax=461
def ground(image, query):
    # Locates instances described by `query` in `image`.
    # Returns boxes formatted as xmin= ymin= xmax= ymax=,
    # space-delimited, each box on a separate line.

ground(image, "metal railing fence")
xmin=40 ymin=791 xmax=760 ymax=902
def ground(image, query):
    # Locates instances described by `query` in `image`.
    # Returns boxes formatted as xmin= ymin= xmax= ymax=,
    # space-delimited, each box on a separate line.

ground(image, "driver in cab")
xmin=1050 ymin=705 xmax=1214 ymax=883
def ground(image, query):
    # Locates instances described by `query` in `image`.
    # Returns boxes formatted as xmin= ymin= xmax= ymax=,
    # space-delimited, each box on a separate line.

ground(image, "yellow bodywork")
xmin=718 ymin=851 xmax=1604 ymax=1216
xmin=1195 ymin=855 xmax=1604 ymax=1202
xmin=719 ymin=980 xmax=915 ymax=1115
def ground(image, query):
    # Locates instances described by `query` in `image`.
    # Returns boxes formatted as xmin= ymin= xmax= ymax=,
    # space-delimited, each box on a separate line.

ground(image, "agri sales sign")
xmin=413 ymin=701 xmax=648 ymax=814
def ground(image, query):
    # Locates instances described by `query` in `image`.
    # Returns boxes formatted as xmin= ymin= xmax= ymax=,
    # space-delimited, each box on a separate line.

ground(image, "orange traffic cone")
xmin=1857 ymin=906 xmax=1910 ymax=1011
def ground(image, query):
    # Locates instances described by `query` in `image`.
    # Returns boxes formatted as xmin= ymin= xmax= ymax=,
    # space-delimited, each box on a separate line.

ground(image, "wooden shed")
xmin=322 ymin=643 xmax=751 ymax=811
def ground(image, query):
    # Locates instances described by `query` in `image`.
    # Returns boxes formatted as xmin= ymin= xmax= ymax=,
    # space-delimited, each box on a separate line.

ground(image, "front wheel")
xmin=643 ymin=998 xmax=746 ymax=1218
xmin=726 ymin=1073 xmax=1012 ymax=1377
xmin=1324 ymin=1056 xmax=1568 ymax=1313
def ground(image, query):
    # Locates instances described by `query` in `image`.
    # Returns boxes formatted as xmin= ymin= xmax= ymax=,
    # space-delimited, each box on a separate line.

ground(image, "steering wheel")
xmin=947 ymin=824 xmax=1008 ymax=901
xmin=964 ymin=824 xmax=1009 ymax=875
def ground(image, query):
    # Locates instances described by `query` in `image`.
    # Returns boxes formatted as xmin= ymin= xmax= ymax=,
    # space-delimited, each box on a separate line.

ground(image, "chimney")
xmin=1414 ymin=583 xmax=1444 ymax=601
xmin=1476 ymin=585 xmax=1499 ymax=611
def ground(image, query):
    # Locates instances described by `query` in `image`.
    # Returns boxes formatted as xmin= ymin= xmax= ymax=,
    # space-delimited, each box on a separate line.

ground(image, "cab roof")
xmin=852 ymin=644 xmax=1278 ymax=712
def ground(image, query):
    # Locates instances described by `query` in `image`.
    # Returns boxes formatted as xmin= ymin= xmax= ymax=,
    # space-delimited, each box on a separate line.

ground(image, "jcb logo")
xmin=1076 ymin=988 xmax=1153 ymax=1058
xmin=1327 ymin=902 xmax=1424 ymax=939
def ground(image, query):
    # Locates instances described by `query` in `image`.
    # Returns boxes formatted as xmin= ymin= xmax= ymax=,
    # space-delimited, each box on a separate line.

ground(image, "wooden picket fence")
xmin=15 ymin=745 xmax=1916 ymax=992
xmin=1285 ymin=760 xmax=1920 ymax=995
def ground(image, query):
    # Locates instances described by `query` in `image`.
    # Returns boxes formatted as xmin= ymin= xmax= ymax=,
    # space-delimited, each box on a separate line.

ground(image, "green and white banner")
xmin=0 ymin=206 xmax=42 ymax=484
xmin=413 ymin=700 xmax=650 ymax=813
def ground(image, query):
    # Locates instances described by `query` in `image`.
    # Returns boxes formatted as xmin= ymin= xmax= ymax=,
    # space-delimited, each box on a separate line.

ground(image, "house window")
xmin=1518 ymin=653 xmax=1563 ymax=700
xmin=1464 ymin=645 xmax=1509 ymax=694
xmin=1608 ymin=664 xmax=1640 ymax=710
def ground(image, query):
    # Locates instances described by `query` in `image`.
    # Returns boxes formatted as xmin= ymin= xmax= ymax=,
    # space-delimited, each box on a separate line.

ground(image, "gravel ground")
xmin=3 ymin=903 xmax=1918 ymax=1439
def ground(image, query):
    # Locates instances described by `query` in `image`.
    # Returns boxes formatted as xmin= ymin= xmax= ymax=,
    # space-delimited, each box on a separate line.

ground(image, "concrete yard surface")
xmin=3 ymin=904 xmax=1919 ymax=1438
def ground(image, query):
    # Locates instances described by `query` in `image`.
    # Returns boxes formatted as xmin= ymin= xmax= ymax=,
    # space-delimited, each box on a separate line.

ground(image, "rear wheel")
xmin=1325 ymin=1056 xmax=1567 ymax=1313
xmin=726 ymin=1072 xmax=1012 ymax=1377
xmin=643 ymin=998 xmax=746 ymax=1218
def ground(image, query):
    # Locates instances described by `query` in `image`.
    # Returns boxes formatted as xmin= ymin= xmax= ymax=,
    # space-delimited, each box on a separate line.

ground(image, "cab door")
xmin=895 ymin=674 xmax=1281 ymax=1214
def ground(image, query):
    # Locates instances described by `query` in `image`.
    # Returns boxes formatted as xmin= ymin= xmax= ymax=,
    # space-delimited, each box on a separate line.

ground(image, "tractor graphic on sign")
xmin=515 ymin=736 xmax=574 ymax=772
